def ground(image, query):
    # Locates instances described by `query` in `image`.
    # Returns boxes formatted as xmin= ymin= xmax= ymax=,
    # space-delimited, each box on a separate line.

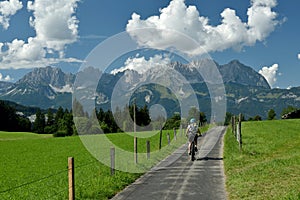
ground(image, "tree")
xmin=268 ymin=109 xmax=276 ymax=120
xmin=44 ymin=108 xmax=57 ymax=134
xmin=129 ymin=104 xmax=151 ymax=131
xmin=17 ymin=116 xmax=31 ymax=132
xmin=63 ymin=110 xmax=74 ymax=136
xmin=0 ymin=100 xmax=33 ymax=132
xmin=199 ymin=112 xmax=207 ymax=126
xmin=0 ymin=101 xmax=17 ymax=131
xmin=188 ymin=107 xmax=199 ymax=121
xmin=253 ymin=115 xmax=262 ymax=121
xmin=224 ymin=112 xmax=233 ymax=126
xmin=46 ymin=109 xmax=55 ymax=126
xmin=55 ymin=106 xmax=64 ymax=123
xmin=137 ymin=105 xmax=151 ymax=128
xmin=73 ymin=98 xmax=85 ymax=117
xmin=33 ymin=109 xmax=45 ymax=134
xmin=164 ymin=112 xmax=181 ymax=130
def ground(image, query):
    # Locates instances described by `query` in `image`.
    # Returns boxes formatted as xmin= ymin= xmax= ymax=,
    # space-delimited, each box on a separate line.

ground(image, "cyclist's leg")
xmin=194 ymin=134 xmax=198 ymax=151
xmin=188 ymin=141 xmax=192 ymax=155
xmin=188 ymin=134 xmax=193 ymax=154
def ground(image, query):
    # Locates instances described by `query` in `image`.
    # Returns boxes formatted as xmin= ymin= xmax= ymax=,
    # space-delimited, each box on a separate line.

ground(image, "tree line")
xmin=224 ymin=106 xmax=300 ymax=125
xmin=0 ymin=99 xmax=209 ymax=136
xmin=2 ymin=97 xmax=299 ymax=135
xmin=0 ymin=101 xmax=31 ymax=132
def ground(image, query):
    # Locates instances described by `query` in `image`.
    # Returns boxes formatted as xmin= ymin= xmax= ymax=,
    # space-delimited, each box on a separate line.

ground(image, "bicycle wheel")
xmin=191 ymin=141 xmax=195 ymax=161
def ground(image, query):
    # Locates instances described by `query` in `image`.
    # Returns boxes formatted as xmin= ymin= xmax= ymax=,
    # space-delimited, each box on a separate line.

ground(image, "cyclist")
xmin=186 ymin=118 xmax=200 ymax=155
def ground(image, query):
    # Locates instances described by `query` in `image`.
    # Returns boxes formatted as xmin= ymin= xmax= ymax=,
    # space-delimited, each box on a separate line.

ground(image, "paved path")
xmin=112 ymin=126 xmax=227 ymax=200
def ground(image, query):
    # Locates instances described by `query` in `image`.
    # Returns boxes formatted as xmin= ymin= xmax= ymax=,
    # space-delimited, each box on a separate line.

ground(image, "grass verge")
xmin=224 ymin=119 xmax=300 ymax=200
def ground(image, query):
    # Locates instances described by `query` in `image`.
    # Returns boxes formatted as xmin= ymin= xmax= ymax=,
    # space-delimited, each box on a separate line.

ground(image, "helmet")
xmin=190 ymin=118 xmax=196 ymax=124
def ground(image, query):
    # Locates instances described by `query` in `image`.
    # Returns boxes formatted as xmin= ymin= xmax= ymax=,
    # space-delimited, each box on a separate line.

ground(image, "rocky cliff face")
xmin=218 ymin=60 xmax=270 ymax=89
xmin=16 ymin=66 xmax=75 ymax=88
xmin=0 ymin=66 xmax=75 ymax=108
xmin=0 ymin=81 xmax=13 ymax=94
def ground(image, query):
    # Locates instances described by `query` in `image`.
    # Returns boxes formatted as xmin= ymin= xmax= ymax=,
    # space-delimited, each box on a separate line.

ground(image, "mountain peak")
xmin=228 ymin=59 xmax=241 ymax=64
xmin=18 ymin=66 xmax=75 ymax=88
xmin=219 ymin=60 xmax=270 ymax=89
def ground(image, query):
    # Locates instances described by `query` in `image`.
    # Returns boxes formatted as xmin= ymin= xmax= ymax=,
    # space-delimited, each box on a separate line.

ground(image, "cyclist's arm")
xmin=185 ymin=126 xmax=189 ymax=137
xmin=197 ymin=127 xmax=201 ymax=136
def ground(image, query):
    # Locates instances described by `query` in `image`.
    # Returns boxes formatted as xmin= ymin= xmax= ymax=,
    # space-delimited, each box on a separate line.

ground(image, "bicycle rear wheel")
xmin=190 ymin=141 xmax=195 ymax=161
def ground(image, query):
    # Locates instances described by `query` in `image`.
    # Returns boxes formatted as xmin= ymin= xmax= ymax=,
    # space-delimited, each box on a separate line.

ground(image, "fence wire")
xmin=0 ymin=157 xmax=104 ymax=199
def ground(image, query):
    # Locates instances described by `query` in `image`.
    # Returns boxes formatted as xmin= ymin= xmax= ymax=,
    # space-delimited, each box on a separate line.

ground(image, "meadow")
xmin=0 ymin=128 xmax=189 ymax=199
xmin=224 ymin=119 xmax=300 ymax=199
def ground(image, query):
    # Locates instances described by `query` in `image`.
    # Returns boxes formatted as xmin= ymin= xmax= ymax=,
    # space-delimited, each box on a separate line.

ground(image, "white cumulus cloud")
xmin=126 ymin=0 xmax=280 ymax=55
xmin=298 ymin=53 xmax=300 ymax=60
xmin=0 ymin=0 xmax=23 ymax=29
xmin=0 ymin=0 xmax=81 ymax=69
xmin=0 ymin=72 xmax=12 ymax=81
xmin=27 ymin=0 xmax=79 ymax=51
xmin=259 ymin=63 xmax=279 ymax=88
xmin=111 ymin=54 xmax=171 ymax=75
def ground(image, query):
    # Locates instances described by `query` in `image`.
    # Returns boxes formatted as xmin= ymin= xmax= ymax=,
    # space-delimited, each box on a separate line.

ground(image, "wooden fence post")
xmin=238 ymin=113 xmax=242 ymax=151
xmin=231 ymin=116 xmax=234 ymax=134
xmin=239 ymin=130 xmax=242 ymax=151
xmin=146 ymin=140 xmax=150 ymax=160
xmin=68 ymin=157 xmax=74 ymax=200
xmin=180 ymin=124 xmax=183 ymax=137
xmin=159 ymin=128 xmax=162 ymax=150
xmin=134 ymin=137 xmax=138 ymax=164
xmin=173 ymin=128 xmax=177 ymax=140
xmin=110 ymin=147 xmax=115 ymax=175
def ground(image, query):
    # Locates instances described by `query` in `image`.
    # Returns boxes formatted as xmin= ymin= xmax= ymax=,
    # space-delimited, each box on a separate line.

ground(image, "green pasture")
xmin=224 ymin=119 xmax=300 ymax=200
xmin=0 ymin=129 xmax=188 ymax=199
xmin=0 ymin=131 xmax=52 ymax=140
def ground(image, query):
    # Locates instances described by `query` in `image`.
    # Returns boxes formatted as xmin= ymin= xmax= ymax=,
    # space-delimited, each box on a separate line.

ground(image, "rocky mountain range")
xmin=0 ymin=60 xmax=299 ymax=120
xmin=0 ymin=66 xmax=75 ymax=108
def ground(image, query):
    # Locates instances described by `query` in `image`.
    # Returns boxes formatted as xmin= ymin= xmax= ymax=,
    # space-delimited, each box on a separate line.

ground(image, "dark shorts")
xmin=188 ymin=133 xmax=198 ymax=143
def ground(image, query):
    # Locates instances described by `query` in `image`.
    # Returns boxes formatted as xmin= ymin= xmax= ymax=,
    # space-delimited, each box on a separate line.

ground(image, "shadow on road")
xmin=197 ymin=157 xmax=223 ymax=161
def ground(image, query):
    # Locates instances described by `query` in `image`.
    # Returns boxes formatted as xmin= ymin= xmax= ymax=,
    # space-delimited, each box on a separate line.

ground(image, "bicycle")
xmin=190 ymin=139 xmax=196 ymax=161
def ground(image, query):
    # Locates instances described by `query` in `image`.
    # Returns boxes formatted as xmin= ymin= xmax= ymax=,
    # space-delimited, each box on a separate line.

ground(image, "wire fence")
xmin=0 ymin=129 xmax=184 ymax=199
xmin=0 ymin=157 xmax=102 ymax=200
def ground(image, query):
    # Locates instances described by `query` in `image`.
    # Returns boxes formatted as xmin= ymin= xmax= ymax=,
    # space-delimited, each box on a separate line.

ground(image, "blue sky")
xmin=0 ymin=0 xmax=299 ymax=89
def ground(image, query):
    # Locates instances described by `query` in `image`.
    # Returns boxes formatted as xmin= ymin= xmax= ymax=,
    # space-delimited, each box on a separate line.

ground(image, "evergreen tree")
xmin=73 ymin=98 xmax=85 ymax=117
xmin=0 ymin=100 xmax=32 ymax=132
xmin=137 ymin=105 xmax=151 ymax=127
xmin=47 ymin=108 xmax=55 ymax=126
xmin=199 ymin=112 xmax=207 ymax=126
xmin=253 ymin=115 xmax=262 ymax=121
xmin=0 ymin=101 xmax=21 ymax=131
xmin=17 ymin=117 xmax=31 ymax=132
xmin=188 ymin=107 xmax=199 ymax=121
xmin=63 ymin=110 xmax=74 ymax=136
xmin=164 ymin=112 xmax=181 ymax=130
xmin=224 ymin=112 xmax=233 ymax=126
xmin=268 ymin=109 xmax=276 ymax=120
xmin=55 ymin=106 xmax=64 ymax=123
xmin=33 ymin=109 xmax=45 ymax=134
xmin=44 ymin=108 xmax=57 ymax=134
xmin=97 ymin=108 xmax=105 ymax=122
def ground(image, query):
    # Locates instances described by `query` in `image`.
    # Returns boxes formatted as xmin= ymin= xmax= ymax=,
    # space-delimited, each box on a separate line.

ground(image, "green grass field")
xmin=224 ymin=119 xmax=300 ymax=200
xmin=0 ymin=129 xmax=188 ymax=199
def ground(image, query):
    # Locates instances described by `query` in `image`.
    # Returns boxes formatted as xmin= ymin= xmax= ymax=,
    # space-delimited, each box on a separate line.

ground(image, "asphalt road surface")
xmin=112 ymin=126 xmax=227 ymax=200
